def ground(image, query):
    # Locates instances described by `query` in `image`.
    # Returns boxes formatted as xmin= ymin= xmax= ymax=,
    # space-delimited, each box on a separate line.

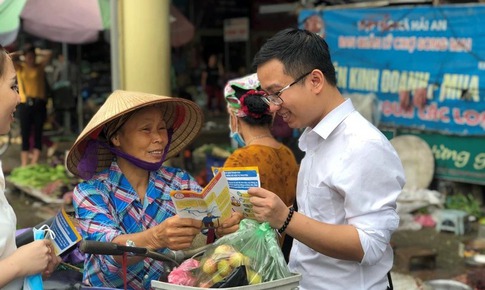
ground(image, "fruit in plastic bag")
xmin=197 ymin=245 xmax=254 ymax=287
xmin=195 ymin=220 xmax=292 ymax=288
xmin=229 ymin=252 xmax=245 ymax=267
xmin=247 ymin=269 xmax=262 ymax=285
xmin=202 ymin=258 xmax=217 ymax=274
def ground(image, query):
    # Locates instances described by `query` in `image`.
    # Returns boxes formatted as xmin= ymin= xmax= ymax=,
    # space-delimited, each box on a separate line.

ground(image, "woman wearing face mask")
xmin=0 ymin=45 xmax=60 ymax=290
xmin=224 ymin=73 xmax=299 ymax=261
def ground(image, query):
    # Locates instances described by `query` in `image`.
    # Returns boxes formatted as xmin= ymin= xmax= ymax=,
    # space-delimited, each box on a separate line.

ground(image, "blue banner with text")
xmin=299 ymin=4 xmax=485 ymax=135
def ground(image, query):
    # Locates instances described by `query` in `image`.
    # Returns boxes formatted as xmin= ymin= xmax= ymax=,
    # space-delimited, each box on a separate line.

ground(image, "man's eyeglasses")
xmin=261 ymin=70 xmax=313 ymax=106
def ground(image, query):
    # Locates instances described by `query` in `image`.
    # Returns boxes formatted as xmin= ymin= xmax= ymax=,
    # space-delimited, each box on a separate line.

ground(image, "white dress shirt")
xmin=288 ymin=99 xmax=405 ymax=290
xmin=0 ymin=162 xmax=23 ymax=290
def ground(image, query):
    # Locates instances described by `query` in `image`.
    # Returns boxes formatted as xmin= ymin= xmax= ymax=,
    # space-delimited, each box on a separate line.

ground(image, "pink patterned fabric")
xmin=168 ymin=258 xmax=199 ymax=286
xmin=21 ymin=0 xmax=103 ymax=44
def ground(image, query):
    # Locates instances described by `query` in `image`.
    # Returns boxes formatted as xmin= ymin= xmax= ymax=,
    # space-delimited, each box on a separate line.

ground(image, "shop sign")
xmin=418 ymin=133 xmax=484 ymax=185
xmin=300 ymin=5 xmax=485 ymax=136
xmin=224 ymin=17 xmax=249 ymax=42
xmin=383 ymin=128 xmax=485 ymax=185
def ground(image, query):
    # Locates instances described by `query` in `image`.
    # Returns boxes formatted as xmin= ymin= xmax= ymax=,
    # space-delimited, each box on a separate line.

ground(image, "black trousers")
xmin=18 ymin=99 xmax=47 ymax=151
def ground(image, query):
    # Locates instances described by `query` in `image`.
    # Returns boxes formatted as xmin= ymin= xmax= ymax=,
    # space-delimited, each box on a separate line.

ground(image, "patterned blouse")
xmin=73 ymin=161 xmax=202 ymax=289
xmin=223 ymin=144 xmax=299 ymax=207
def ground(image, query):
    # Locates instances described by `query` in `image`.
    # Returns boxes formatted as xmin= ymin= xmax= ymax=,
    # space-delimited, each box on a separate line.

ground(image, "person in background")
xmin=249 ymin=28 xmax=405 ymax=290
xmin=223 ymin=73 xmax=299 ymax=261
xmin=303 ymin=13 xmax=326 ymax=38
xmin=67 ymin=90 xmax=243 ymax=289
xmin=201 ymin=53 xmax=224 ymax=115
xmin=11 ymin=44 xmax=52 ymax=166
xmin=0 ymin=45 xmax=60 ymax=290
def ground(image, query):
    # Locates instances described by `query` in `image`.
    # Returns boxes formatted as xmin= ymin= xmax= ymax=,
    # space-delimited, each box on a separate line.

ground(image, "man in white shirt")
xmin=248 ymin=28 xmax=405 ymax=290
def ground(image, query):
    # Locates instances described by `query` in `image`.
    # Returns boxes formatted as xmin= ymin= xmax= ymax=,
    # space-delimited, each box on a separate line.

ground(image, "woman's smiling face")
xmin=111 ymin=105 xmax=168 ymax=163
xmin=0 ymin=53 xmax=20 ymax=135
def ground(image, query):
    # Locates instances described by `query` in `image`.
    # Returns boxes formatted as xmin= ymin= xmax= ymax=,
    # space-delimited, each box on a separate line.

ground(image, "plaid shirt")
xmin=74 ymin=161 xmax=202 ymax=289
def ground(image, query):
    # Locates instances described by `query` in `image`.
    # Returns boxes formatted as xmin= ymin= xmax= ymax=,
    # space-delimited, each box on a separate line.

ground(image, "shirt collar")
xmin=107 ymin=161 xmax=160 ymax=205
xmin=299 ymin=98 xmax=356 ymax=151
xmin=108 ymin=160 xmax=123 ymax=187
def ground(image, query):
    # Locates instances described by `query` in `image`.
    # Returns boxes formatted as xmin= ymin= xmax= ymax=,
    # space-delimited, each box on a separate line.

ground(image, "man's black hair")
xmin=252 ymin=28 xmax=337 ymax=87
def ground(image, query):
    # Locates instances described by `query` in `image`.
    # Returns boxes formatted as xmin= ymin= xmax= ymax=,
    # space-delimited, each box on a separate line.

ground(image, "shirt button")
xmin=144 ymin=274 xmax=149 ymax=280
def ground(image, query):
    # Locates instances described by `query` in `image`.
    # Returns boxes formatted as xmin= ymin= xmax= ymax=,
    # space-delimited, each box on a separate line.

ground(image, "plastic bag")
xmin=195 ymin=219 xmax=291 ymax=288
xmin=23 ymin=225 xmax=56 ymax=290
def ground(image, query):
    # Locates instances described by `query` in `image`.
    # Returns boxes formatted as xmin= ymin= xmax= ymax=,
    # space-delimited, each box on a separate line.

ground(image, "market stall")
xmin=7 ymin=163 xmax=77 ymax=204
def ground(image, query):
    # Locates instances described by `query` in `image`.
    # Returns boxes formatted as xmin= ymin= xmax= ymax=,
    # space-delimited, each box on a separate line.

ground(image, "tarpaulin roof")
xmin=0 ymin=0 xmax=194 ymax=47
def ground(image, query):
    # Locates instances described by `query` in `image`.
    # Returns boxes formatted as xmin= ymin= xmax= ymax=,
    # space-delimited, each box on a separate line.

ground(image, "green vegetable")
xmin=445 ymin=193 xmax=484 ymax=218
xmin=8 ymin=164 xmax=72 ymax=190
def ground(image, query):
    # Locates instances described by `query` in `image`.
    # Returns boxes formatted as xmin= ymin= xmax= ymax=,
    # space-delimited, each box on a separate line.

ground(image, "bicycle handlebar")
xmin=79 ymin=240 xmax=147 ymax=256
xmin=79 ymin=240 xmax=211 ymax=266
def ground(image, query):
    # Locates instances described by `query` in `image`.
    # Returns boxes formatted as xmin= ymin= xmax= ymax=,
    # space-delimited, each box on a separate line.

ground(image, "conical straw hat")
xmin=66 ymin=90 xmax=204 ymax=179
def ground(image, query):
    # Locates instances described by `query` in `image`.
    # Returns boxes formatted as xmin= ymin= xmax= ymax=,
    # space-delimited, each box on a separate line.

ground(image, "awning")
xmin=0 ymin=0 xmax=194 ymax=47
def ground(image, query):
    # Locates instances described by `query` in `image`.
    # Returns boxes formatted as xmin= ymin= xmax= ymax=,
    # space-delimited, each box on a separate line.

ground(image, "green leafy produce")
xmin=8 ymin=164 xmax=72 ymax=190
xmin=445 ymin=193 xmax=484 ymax=218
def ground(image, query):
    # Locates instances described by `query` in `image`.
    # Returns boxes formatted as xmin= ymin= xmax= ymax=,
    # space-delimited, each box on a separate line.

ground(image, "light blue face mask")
xmin=229 ymin=115 xmax=246 ymax=147
xmin=230 ymin=131 xmax=246 ymax=147
xmin=23 ymin=225 xmax=56 ymax=290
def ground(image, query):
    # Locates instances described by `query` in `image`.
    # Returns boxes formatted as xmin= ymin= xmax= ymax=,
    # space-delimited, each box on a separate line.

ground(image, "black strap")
xmin=386 ymin=271 xmax=393 ymax=290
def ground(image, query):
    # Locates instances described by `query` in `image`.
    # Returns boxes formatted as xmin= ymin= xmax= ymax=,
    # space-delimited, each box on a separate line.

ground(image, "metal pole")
xmin=60 ymin=42 xmax=72 ymax=135
xmin=76 ymin=45 xmax=83 ymax=133
xmin=110 ymin=0 xmax=120 ymax=90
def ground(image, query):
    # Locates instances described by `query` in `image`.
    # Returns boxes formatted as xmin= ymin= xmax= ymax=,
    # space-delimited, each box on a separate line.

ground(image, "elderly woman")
xmin=66 ymin=90 xmax=242 ymax=289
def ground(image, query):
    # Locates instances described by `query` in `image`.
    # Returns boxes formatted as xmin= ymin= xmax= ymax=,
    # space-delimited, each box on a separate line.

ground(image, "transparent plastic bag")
xmin=195 ymin=219 xmax=291 ymax=288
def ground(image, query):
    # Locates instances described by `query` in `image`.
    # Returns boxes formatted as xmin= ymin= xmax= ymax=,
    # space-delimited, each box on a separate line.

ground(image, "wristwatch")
xmin=126 ymin=239 xmax=136 ymax=247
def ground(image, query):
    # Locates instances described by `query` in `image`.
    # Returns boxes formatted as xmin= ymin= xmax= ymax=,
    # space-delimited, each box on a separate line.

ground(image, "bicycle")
xmin=78 ymin=240 xmax=301 ymax=290
xmin=79 ymin=240 xmax=210 ymax=269
xmin=79 ymin=240 xmax=211 ymax=290
xmin=17 ymin=220 xmax=300 ymax=289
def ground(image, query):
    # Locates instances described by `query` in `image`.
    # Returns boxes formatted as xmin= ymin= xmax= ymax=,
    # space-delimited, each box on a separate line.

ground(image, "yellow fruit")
xmin=247 ymin=269 xmax=262 ymax=285
xmin=202 ymin=258 xmax=217 ymax=274
xmin=212 ymin=273 xmax=224 ymax=284
xmin=229 ymin=252 xmax=245 ymax=267
xmin=217 ymin=259 xmax=232 ymax=276
xmin=214 ymin=244 xmax=235 ymax=255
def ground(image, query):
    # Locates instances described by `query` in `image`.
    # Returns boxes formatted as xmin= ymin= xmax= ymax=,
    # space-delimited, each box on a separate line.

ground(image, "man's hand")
xmin=248 ymin=187 xmax=288 ymax=229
